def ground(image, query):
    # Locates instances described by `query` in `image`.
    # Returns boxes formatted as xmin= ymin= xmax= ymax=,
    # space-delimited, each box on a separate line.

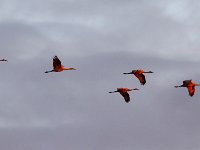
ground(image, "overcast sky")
xmin=0 ymin=0 xmax=200 ymax=150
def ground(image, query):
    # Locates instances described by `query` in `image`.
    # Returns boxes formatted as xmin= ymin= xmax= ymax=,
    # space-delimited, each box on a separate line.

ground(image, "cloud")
xmin=2 ymin=0 xmax=200 ymax=59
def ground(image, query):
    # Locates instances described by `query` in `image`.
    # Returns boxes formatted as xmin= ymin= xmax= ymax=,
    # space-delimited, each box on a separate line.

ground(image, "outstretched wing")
xmin=135 ymin=73 xmax=146 ymax=85
xmin=53 ymin=56 xmax=62 ymax=69
xmin=120 ymin=92 xmax=130 ymax=103
xmin=187 ymin=86 xmax=195 ymax=97
xmin=183 ymin=80 xmax=192 ymax=86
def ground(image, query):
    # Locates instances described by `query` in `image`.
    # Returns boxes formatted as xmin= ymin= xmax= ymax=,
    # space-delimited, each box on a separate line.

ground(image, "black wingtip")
xmin=53 ymin=55 xmax=58 ymax=59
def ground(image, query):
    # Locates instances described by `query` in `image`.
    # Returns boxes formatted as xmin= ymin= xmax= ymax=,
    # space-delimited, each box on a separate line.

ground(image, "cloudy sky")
xmin=0 ymin=0 xmax=200 ymax=149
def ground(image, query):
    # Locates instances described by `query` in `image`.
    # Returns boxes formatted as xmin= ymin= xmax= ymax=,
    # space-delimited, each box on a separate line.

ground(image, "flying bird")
xmin=0 ymin=59 xmax=7 ymax=62
xmin=45 ymin=56 xmax=76 ymax=73
xmin=123 ymin=69 xmax=153 ymax=85
xmin=109 ymin=88 xmax=139 ymax=103
xmin=175 ymin=80 xmax=200 ymax=97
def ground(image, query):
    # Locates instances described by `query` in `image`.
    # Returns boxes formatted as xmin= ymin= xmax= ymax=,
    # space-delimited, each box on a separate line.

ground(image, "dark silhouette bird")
xmin=45 ymin=56 xmax=76 ymax=73
xmin=123 ymin=69 xmax=153 ymax=85
xmin=175 ymin=79 xmax=200 ymax=97
xmin=109 ymin=88 xmax=139 ymax=103
xmin=0 ymin=59 xmax=8 ymax=62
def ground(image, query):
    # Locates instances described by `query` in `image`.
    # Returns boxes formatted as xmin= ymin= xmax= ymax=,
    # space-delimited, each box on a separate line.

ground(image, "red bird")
xmin=123 ymin=69 xmax=153 ymax=85
xmin=45 ymin=56 xmax=76 ymax=73
xmin=109 ymin=88 xmax=139 ymax=103
xmin=175 ymin=80 xmax=200 ymax=97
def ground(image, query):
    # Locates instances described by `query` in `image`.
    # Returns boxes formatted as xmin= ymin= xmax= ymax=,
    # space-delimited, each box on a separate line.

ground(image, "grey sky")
xmin=0 ymin=0 xmax=200 ymax=150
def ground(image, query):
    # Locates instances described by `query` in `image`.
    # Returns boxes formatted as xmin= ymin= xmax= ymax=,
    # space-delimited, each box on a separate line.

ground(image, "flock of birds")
xmin=1 ymin=56 xmax=200 ymax=103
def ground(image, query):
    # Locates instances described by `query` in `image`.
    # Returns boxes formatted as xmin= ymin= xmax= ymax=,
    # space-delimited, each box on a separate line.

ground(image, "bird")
xmin=45 ymin=56 xmax=76 ymax=73
xmin=174 ymin=79 xmax=200 ymax=97
xmin=0 ymin=59 xmax=8 ymax=62
xmin=109 ymin=88 xmax=139 ymax=103
xmin=123 ymin=69 xmax=153 ymax=85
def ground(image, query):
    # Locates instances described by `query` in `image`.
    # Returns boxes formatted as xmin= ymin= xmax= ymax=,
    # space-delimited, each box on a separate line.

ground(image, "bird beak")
xmin=123 ymin=72 xmax=132 ymax=74
xmin=109 ymin=91 xmax=117 ymax=93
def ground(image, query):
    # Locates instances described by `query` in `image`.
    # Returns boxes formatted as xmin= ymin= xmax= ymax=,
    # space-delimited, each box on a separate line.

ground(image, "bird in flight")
xmin=109 ymin=88 xmax=139 ymax=103
xmin=175 ymin=79 xmax=200 ymax=97
xmin=123 ymin=69 xmax=153 ymax=85
xmin=45 ymin=56 xmax=76 ymax=73
xmin=0 ymin=59 xmax=8 ymax=62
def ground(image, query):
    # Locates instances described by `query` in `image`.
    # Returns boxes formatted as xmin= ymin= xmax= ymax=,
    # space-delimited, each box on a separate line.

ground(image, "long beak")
xmin=123 ymin=72 xmax=132 ymax=74
xmin=45 ymin=70 xmax=54 ymax=73
xmin=109 ymin=91 xmax=118 ymax=93
xmin=174 ymin=85 xmax=181 ymax=88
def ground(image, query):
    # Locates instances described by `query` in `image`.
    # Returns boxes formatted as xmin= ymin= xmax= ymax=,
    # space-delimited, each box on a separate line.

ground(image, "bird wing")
xmin=53 ymin=56 xmax=62 ymax=69
xmin=120 ymin=92 xmax=130 ymax=103
xmin=183 ymin=80 xmax=192 ymax=86
xmin=187 ymin=85 xmax=195 ymax=97
xmin=135 ymin=73 xmax=146 ymax=85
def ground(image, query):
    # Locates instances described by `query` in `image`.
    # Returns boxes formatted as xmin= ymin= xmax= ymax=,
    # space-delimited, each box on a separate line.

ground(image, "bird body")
xmin=45 ymin=56 xmax=76 ymax=73
xmin=175 ymin=80 xmax=200 ymax=96
xmin=109 ymin=88 xmax=139 ymax=103
xmin=123 ymin=69 xmax=153 ymax=85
